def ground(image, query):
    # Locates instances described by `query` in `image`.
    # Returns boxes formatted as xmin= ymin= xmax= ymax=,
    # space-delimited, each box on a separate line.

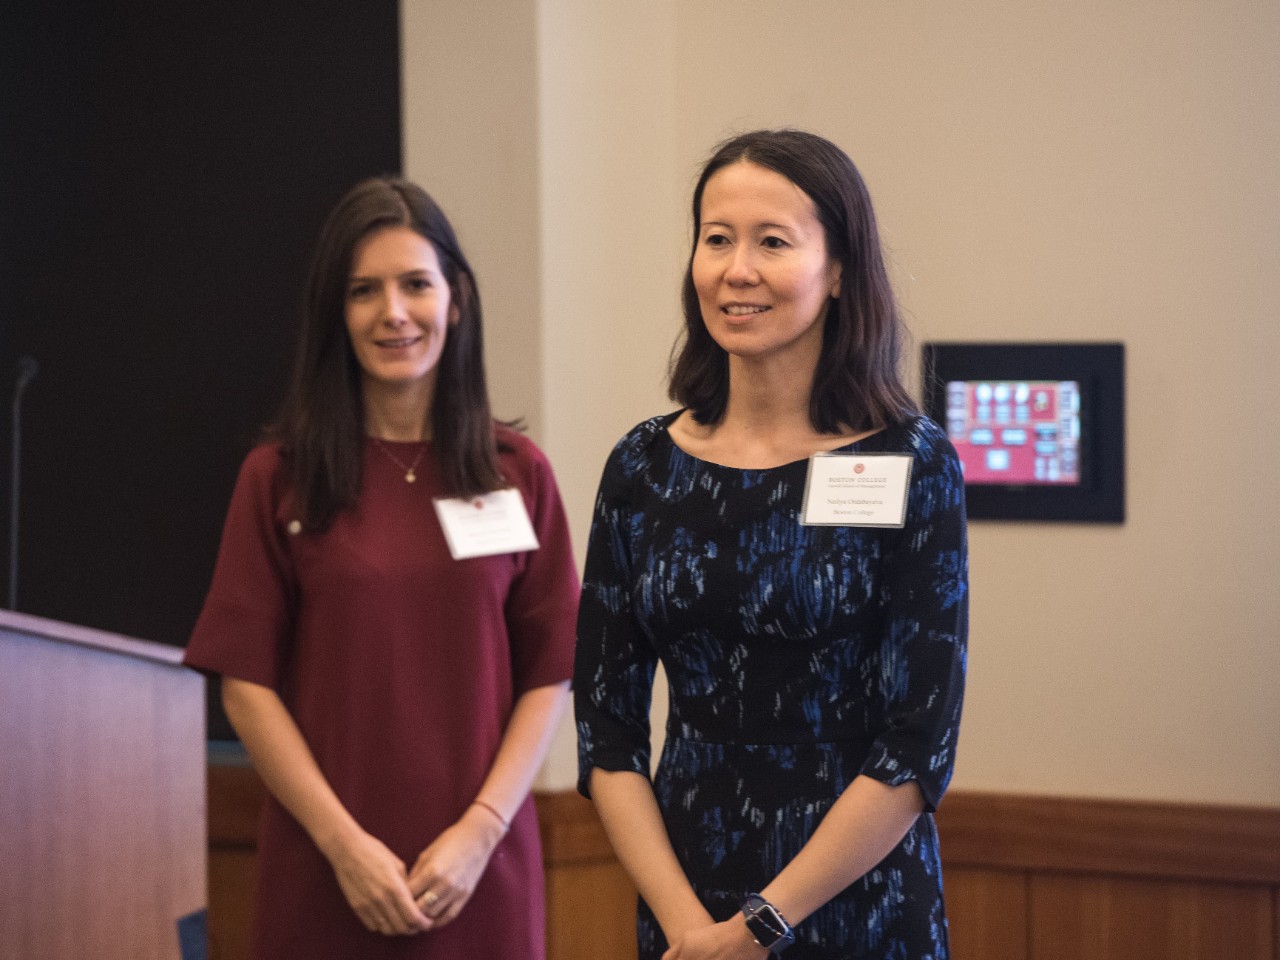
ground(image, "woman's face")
xmin=692 ymin=160 xmax=841 ymax=367
xmin=344 ymin=225 xmax=454 ymax=397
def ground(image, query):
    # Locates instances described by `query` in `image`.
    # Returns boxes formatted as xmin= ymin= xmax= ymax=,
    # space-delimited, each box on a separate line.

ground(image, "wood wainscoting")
xmin=207 ymin=765 xmax=1280 ymax=960
xmin=936 ymin=792 xmax=1280 ymax=960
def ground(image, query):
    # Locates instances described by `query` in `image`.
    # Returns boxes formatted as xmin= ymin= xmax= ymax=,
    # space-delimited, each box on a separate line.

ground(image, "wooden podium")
xmin=0 ymin=609 xmax=206 ymax=960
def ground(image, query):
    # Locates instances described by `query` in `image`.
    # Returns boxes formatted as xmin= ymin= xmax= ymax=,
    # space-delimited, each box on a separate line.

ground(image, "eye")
xmin=347 ymin=281 xmax=375 ymax=300
xmin=405 ymin=276 xmax=433 ymax=293
xmin=702 ymin=232 xmax=730 ymax=248
xmin=761 ymin=235 xmax=790 ymax=250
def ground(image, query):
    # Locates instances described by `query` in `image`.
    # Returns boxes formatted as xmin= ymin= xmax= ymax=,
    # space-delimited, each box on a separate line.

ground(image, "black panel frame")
xmin=922 ymin=342 xmax=1125 ymax=523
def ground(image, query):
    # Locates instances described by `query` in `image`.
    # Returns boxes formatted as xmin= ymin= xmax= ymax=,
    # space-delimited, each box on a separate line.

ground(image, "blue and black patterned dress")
xmin=575 ymin=412 xmax=967 ymax=960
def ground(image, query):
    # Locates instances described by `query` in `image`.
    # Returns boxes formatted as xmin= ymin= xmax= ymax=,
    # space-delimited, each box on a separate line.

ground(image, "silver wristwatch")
xmin=741 ymin=893 xmax=796 ymax=954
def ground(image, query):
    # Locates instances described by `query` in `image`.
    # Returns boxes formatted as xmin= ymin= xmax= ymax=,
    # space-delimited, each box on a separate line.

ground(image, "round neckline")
xmin=659 ymin=411 xmax=885 ymax=473
xmin=364 ymin=436 xmax=431 ymax=446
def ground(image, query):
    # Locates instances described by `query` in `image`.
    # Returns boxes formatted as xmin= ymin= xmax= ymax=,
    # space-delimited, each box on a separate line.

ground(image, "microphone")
xmin=9 ymin=355 xmax=39 ymax=609
xmin=15 ymin=356 xmax=39 ymax=394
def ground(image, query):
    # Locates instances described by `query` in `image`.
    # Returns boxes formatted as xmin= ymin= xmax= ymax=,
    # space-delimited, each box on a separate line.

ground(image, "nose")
xmin=724 ymin=244 xmax=758 ymax=286
xmin=380 ymin=285 xmax=409 ymax=326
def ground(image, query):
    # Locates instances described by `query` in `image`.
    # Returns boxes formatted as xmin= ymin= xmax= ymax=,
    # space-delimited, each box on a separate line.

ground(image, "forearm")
xmin=468 ymin=681 xmax=571 ymax=826
xmin=221 ymin=676 xmax=362 ymax=857
xmin=589 ymin=768 xmax=712 ymax=941
xmin=760 ymin=775 xmax=925 ymax=926
xmin=225 ymin=677 xmax=431 ymax=934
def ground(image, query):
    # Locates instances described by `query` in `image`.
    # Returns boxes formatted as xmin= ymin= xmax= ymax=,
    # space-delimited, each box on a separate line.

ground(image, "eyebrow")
xmin=700 ymin=220 xmax=799 ymax=233
xmin=347 ymin=268 xmax=434 ymax=281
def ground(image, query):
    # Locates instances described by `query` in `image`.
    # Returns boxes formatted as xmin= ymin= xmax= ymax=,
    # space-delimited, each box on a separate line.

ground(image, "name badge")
xmin=433 ymin=488 xmax=540 ymax=560
xmin=800 ymin=453 xmax=913 ymax=528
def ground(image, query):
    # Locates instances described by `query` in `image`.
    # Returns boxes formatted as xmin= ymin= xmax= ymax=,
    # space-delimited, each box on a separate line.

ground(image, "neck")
xmin=362 ymin=378 xmax=434 ymax=442
xmin=723 ymin=353 xmax=818 ymax=437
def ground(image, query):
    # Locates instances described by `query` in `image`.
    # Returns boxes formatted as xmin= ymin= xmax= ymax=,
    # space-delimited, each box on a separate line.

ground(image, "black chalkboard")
xmin=1 ymin=1 xmax=402 ymax=738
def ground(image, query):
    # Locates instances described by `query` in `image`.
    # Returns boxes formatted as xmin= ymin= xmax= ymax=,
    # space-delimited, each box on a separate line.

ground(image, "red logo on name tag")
xmin=474 ymin=500 xmax=484 ymax=510
xmin=853 ymin=463 xmax=865 ymax=474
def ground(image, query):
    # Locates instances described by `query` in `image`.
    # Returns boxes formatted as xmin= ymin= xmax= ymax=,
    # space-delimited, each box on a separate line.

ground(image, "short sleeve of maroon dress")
xmin=184 ymin=429 xmax=579 ymax=960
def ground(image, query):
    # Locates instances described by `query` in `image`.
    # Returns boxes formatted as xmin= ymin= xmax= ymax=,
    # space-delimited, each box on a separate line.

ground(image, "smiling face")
xmin=692 ymin=160 xmax=842 ymax=370
xmin=344 ymin=225 xmax=454 ymax=404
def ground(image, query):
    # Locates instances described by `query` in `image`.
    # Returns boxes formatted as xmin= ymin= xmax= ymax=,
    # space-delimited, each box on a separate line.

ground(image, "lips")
xmin=375 ymin=335 xmax=423 ymax=348
xmin=722 ymin=303 xmax=769 ymax=316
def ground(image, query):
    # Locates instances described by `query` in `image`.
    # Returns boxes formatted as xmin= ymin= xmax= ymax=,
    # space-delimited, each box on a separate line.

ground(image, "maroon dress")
xmin=185 ymin=429 xmax=578 ymax=960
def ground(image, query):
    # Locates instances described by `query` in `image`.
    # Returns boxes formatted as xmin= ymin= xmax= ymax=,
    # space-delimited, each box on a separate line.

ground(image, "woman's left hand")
xmin=407 ymin=805 xmax=506 ymax=928
xmin=661 ymin=916 xmax=769 ymax=960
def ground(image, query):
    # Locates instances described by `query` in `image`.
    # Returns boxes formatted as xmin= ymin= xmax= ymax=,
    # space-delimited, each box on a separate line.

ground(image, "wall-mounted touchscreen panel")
xmin=923 ymin=343 xmax=1124 ymax=522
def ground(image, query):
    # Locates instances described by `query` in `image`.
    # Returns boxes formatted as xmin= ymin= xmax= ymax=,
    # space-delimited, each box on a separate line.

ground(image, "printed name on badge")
xmin=800 ymin=453 xmax=913 ymax=528
xmin=433 ymin=488 xmax=540 ymax=560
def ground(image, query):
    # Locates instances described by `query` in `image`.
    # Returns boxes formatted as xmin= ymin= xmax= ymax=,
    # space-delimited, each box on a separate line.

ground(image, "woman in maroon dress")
xmin=185 ymin=177 xmax=579 ymax=959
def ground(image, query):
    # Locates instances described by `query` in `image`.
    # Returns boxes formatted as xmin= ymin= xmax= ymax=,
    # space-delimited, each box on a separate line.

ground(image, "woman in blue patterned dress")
xmin=574 ymin=130 xmax=967 ymax=960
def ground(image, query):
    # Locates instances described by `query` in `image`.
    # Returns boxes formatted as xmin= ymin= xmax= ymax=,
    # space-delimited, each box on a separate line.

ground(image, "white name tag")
xmin=433 ymin=488 xmax=540 ymax=560
xmin=800 ymin=453 xmax=913 ymax=528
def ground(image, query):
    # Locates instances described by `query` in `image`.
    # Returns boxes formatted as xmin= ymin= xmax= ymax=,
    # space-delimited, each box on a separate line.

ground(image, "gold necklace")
xmin=371 ymin=438 xmax=427 ymax=483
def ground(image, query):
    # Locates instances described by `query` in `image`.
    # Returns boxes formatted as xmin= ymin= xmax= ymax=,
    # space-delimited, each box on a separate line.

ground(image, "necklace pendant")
xmin=372 ymin=437 xmax=425 ymax=484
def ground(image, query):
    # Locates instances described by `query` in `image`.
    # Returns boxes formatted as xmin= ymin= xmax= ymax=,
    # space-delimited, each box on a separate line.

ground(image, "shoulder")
xmin=890 ymin=417 xmax=966 ymax=522
xmin=231 ymin=443 xmax=289 ymax=498
xmin=494 ymin=424 xmax=563 ymax=500
xmin=218 ymin=443 xmax=295 ymax=533
xmin=581 ymin=412 xmax=681 ymax=511
xmin=495 ymin=424 xmax=546 ymax=467
xmin=876 ymin=416 xmax=958 ymax=468
xmin=239 ymin=441 xmax=286 ymax=477
xmin=606 ymin=412 xmax=681 ymax=475
xmin=866 ymin=417 xmax=964 ymax=515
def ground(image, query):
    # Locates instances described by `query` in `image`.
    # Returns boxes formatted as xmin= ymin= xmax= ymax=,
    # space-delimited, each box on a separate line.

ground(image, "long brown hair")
xmin=270 ymin=176 xmax=504 ymax=530
xmin=669 ymin=129 xmax=917 ymax=433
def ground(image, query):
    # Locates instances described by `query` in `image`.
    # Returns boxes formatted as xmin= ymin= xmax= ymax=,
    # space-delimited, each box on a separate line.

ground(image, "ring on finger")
xmin=421 ymin=891 xmax=440 ymax=908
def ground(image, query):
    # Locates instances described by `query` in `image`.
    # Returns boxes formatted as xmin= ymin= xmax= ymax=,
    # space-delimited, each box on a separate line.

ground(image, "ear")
xmin=827 ymin=260 xmax=843 ymax=298
xmin=448 ymin=272 xmax=474 ymax=326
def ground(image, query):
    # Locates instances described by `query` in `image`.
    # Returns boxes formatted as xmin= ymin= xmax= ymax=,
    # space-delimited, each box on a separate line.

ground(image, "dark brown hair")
xmin=669 ymin=129 xmax=917 ymax=433
xmin=271 ymin=176 xmax=504 ymax=530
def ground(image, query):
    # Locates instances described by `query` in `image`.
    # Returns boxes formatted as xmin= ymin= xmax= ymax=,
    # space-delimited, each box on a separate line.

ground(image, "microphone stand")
xmin=9 ymin=356 xmax=38 ymax=610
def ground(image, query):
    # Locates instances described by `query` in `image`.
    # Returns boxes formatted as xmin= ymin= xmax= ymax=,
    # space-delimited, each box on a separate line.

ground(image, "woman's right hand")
xmin=661 ymin=916 xmax=769 ymax=960
xmin=325 ymin=828 xmax=432 ymax=936
xmin=222 ymin=677 xmax=431 ymax=935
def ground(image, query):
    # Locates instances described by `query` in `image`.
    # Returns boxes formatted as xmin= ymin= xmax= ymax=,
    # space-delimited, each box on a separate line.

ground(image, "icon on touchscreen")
xmin=946 ymin=380 xmax=1080 ymax=486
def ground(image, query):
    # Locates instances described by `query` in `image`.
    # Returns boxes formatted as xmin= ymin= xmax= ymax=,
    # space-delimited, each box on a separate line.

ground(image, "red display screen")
xmin=945 ymin=380 xmax=1080 ymax=485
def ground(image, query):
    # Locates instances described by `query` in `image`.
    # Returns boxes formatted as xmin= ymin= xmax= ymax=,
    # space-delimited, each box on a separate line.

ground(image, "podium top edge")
xmin=0 ymin=608 xmax=186 ymax=667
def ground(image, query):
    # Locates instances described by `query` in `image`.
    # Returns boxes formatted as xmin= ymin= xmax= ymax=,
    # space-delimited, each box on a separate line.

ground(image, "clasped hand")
xmin=327 ymin=808 xmax=505 ymax=936
xmin=662 ymin=916 xmax=770 ymax=960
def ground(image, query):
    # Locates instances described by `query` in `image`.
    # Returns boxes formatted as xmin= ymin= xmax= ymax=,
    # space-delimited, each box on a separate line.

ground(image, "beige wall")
xmin=404 ymin=2 xmax=1280 ymax=804
xmin=401 ymin=0 xmax=544 ymax=435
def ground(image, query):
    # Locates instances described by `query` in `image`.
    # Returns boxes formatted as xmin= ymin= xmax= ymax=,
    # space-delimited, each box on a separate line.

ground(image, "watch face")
xmin=743 ymin=899 xmax=793 ymax=951
xmin=756 ymin=904 xmax=785 ymax=929
xmin=744 ymin=914 xmax=781 ymax=948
